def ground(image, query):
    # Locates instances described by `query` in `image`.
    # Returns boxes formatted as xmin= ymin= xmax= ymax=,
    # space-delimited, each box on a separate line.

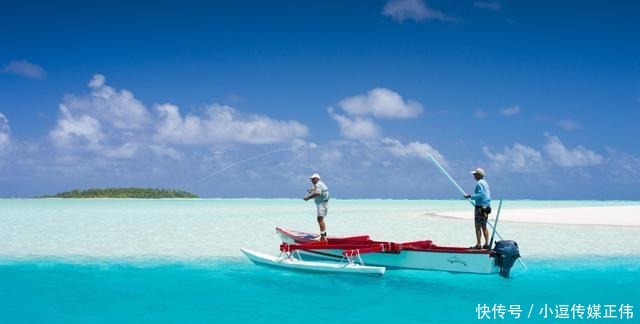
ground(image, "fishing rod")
xmin=198 ymin=145 xmax=326 ymax=182
xmin=489 ymin=199 xmax=502 ymax=249
xmin=427 ymin=154 xmax=527 ymax=270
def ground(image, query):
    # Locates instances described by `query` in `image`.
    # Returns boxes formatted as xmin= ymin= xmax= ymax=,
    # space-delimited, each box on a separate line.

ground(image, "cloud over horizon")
xmin=483 ymin=143 xmax=544 ymax=173
xmin=328 ymin=87 xmax=423 ymax=140
xmin=557 ymin=119 xmax=581 ymax=131
xmin=0 ymin=113 xmax=11 ymax=154
xmin=543 ymin=134 xmax=603 ymax=167
xmin=483 ymin=134 xmax=604 ymax=172
xmin=381 ymin=137 xmax=446 ymax=164
xmin=338 ymin=87 xmax=423 ymax=119
xmin=155 ymin=103 xmax=309 ymax=146
xmin=474 ymin=1 xmax=501 ymax=12
xmin=49 ymin=74 xmax=150 ymax=159
xmin=3 ymin=60 xmax=47 ymax=79
xmin=499 ymin=105 xmax=520 ymax=117
xmin=327 ymin=107 xmax=381 ymax=140
xmin=48 ymin=75 xmax=310 ymax=161
xmin=382 ymin=0 xmax=457 ymax=23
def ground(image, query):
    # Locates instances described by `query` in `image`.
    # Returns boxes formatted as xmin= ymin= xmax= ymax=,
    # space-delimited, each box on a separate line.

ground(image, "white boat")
xmin=276 ymin=227 xmax=521 ymax=276
xmin=240 ymin=248 xmax=386 ymax=276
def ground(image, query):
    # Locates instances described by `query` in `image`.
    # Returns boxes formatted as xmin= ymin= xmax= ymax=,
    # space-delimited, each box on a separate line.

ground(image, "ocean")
xmin=1 ymin=199 xmax=638 ymax=323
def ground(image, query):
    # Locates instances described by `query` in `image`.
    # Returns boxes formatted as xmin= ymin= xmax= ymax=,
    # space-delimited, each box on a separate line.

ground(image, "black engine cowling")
xmin=493 ymin=240 xmax=520 ymax=278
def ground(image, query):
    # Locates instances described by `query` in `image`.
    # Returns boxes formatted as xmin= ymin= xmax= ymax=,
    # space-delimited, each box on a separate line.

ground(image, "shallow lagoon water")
xmin=1 ymin=258 xmax=638 ymax=323
xmin=1 ymin=199 xmax=638 ymax=323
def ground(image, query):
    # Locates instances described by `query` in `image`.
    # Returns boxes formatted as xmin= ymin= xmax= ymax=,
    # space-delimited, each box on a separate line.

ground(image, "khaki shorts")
xmin=316 ymin=202 xmax=328 ymax=218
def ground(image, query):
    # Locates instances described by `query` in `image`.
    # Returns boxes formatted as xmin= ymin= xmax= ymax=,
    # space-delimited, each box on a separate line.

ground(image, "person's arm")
xmin=304 ymin=188 xmax=320 ymax=201
xmin=464 ymin=183 xmax=476 ymax=199
xmin=469 ymin=183 xmax=486 ymax=200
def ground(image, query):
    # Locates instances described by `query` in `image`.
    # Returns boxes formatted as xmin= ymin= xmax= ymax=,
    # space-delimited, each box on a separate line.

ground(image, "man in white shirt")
xmin=304 ymin=173 xmax=330 ymax=241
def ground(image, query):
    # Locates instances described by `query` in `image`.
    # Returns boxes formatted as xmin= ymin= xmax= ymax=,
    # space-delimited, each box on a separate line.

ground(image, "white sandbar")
xmin=435 ymin=206 xmax=640 ymax=227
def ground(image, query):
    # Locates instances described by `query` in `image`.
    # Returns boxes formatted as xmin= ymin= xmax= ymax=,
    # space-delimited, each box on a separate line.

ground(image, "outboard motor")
xmin=493 ymin=240 xmax=520 ymax=278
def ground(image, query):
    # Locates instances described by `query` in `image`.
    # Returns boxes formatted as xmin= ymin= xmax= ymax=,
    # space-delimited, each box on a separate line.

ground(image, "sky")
xmin=1 ymin=0 xmax=639 ymax=199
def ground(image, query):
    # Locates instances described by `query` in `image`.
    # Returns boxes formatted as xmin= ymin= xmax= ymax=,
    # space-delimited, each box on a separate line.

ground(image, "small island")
xmin=42 ymin=188 xmax=199 ymax=199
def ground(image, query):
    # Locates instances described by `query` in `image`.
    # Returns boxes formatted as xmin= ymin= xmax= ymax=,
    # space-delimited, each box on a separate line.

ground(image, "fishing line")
xmin=198 ymin=146 xmax=327 ymax=182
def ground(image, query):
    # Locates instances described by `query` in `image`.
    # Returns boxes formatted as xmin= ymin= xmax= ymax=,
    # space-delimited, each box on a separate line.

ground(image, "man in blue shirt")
xmin=464 ymin=168 xmax=492 ymax=249
xmin=304 ymin=173 xmax=330 ymax=241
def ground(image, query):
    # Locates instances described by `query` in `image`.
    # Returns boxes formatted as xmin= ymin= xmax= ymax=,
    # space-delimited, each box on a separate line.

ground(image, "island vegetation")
xmin=42 ymin=188 xmax=199 ymax=199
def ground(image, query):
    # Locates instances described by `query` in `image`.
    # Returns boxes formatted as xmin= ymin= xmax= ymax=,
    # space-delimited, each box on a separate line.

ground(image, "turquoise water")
xmin=1 ymin=199 xmax=639 ymax=322
xmin=1 ymin=258 xmax=638 ymax=323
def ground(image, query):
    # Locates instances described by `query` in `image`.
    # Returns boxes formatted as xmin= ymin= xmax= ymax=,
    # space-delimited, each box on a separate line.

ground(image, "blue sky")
xmin=1 ymin=0 xmax=639 ymax=199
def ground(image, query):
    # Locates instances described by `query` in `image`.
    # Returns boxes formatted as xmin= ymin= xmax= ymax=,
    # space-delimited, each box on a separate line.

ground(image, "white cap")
xmin=470 ymin=168 xmax=486 ymax=177
xmin=309 ymin=173 xmax=321 ymax=179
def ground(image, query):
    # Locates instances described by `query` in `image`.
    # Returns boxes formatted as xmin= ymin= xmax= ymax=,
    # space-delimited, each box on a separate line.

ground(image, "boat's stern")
xmin=492 ymin=240 xmax=521 ymax=277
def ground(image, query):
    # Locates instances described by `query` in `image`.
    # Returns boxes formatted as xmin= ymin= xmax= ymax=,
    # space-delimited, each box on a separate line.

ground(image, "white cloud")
xmin=286 ymin=139 xmax=342 ymax=166
xmin=557 ymin=119 xmax=581 ymax=131
xmin=47 ymin=75 xmax=165 ymax=160
xmin=499 ymin=105 xmax=520 ymax=117
xmin=328 ymin=88 xmax=427 ymax=142
xmin=49 ymin=105 xmax=140 ymax=159
xmin=154 ymin=103 xmax=309 ymax=145
xmin=474 ymin=1 xmax=501 ymax=11
xmin=49 ymin=104 xmax=105 ymax=150
xmin=48 ymin=75 xmax=150 ymax=159
xmin=382 ymin=0 xmax=457 ymax=23
xmin=475 ymin=109 xmax=488 ymax=118
xmin=154 ymin=104 xmax=205 ymax=145
xmin=319 ymin=148 xmax=343 ymax=164
xmin=149 ymin=144 xmax=184 ymax=160
xmin=543 ymin=134 xmax=603 ymax=167
xmin=604 ymin=147 xmax=640 ymax=184
xmin=327 ymin=107 xmax=381 ymax=140
xmin=3 ymin=60 xmax=47 ymax=79
xmin=60 ymin=74 xmax=150 ymax=130
xmin=47 ymin=74 xmax=309 ymax=162
xmin=381 ymin=137 xmax=446 ymax=163
xmin=0 ymin=113 xmax=11 ymax=154
xmin=338 ymin=87 xmax=423 ymax=119
xmin=103 ymin=142 xmax=138 ymax=159
xmin=483 ymin=143 xmax=544 ymax=172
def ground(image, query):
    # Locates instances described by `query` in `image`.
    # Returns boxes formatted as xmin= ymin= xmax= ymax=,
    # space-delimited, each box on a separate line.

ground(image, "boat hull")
xmin=277 ymin=228 xmax=500 ymax=274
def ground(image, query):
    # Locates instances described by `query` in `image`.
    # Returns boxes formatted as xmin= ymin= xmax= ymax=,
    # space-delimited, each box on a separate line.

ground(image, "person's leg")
xmin=481 ymin=224 xmax=490 ymax=248
xmin=317 ymin=216 xmax=326 ymax=241
xmin=317 ymin=203 xmax=327 ymax=241
xmin=481 ymin=211 xmax=490 ymax=248
xmin=473 ymin=207 xmax=482 ymax=248
xmin=317 ymin=216 xmax=326 ymax=232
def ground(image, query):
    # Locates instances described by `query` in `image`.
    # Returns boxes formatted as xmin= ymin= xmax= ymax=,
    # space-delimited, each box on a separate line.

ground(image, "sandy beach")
xmin=433 ymin=205 xmax=640 ymax=227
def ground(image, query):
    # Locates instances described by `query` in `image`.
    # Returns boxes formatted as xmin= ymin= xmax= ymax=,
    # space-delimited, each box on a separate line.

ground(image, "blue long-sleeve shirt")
xmin=471 ymin=179 xmax=491 ymax=207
